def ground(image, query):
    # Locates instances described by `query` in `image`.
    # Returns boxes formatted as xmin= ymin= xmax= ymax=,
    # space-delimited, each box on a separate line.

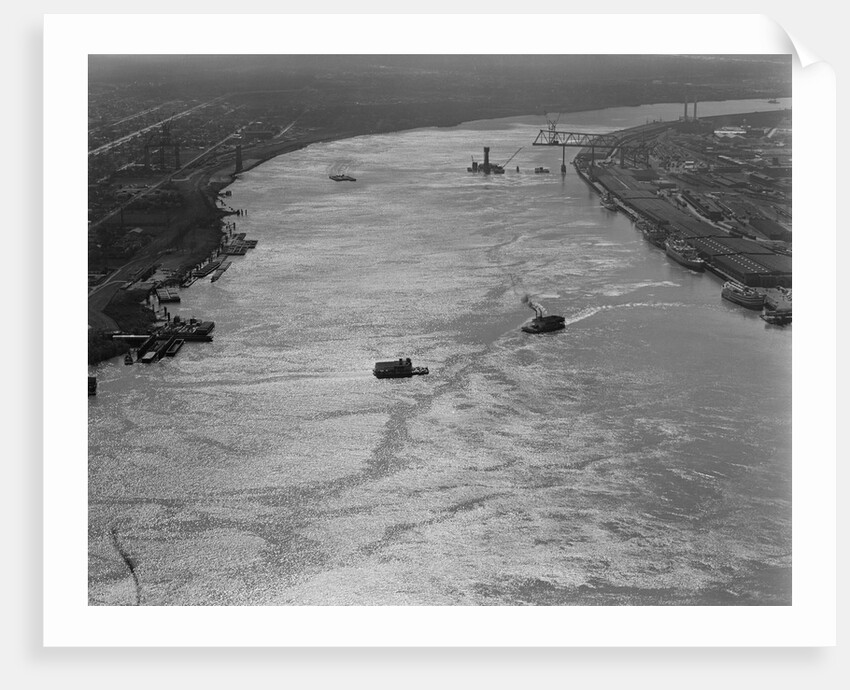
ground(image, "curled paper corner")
xmin=765 ymin=16 xmax=826 ymax=69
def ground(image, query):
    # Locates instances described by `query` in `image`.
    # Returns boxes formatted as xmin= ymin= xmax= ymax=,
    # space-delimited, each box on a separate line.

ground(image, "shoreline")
xmin=88 ymin=98 xmax=790 ymax=363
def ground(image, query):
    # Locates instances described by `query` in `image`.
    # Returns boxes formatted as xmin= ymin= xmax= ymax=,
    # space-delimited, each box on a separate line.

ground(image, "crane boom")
xmin=502 ymin=146 xmax=523 ymax=167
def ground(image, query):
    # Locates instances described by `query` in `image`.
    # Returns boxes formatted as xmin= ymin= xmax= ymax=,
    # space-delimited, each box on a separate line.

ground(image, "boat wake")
xmin=563 ymin=301 xmax=686 ymax=326
xmin=599 ymin=280 xmax=680 ymax=297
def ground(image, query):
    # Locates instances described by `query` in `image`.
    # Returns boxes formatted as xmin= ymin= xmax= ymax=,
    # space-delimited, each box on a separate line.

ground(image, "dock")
xmin=221 ymin=232 xmax=258 ymax=256
xmin=210 ymin=261 xmax=232 ymax=282
xmin=131 ymin=317 xmax=215 ymax=363
xmin=574 ymin=160 xmax=791 ymax=292
xmin=155 ymin=286 xmax=181 ymax=303
xmin=193 ymin=260 xmax=221 ymax=278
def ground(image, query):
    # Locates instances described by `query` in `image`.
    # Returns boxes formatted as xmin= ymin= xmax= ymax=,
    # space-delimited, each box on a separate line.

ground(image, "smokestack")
xmin=522 ymin=294 xmax=544 ymax=319
xmin=483 ymin=146 xmax=490 ymax=174
xmin=684 ymin=100 xmax=689 ymax=121
xmin=693 ymin=100 xmax=698 ymax=120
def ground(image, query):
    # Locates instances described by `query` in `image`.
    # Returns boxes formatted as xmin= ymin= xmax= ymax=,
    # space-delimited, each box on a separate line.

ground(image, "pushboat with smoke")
xmin=373 ymin=357 xmax=430 ymax=379
xmin=521 ymin=296 xmax=565 ymax=334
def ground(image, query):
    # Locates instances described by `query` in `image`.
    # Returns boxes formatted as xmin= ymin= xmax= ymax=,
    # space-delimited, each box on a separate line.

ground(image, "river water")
xmin=88 ymin=98 xmax=792 ymax=606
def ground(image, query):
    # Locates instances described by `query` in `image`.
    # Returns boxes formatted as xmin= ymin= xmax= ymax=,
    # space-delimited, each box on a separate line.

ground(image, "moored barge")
xmin=165 ymin=338 xmax=185 ymax=357
xmin=760 ymin=308 xmax=792 ymax=326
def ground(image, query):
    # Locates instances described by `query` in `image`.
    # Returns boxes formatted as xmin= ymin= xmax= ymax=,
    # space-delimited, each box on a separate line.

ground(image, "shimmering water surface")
xmin=89 ymin=100 xmax=792 ymax=605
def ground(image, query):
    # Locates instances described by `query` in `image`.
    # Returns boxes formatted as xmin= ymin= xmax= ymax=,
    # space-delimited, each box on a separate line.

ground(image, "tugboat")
xmin=665 ymin=236 xmax=705 ymax=271
xmin=373 ymin=357 xmax=430 ymax=379
xmin=521 ymin=296 xmax=566 ymax=334
xmin=721 ymin=281 xmax=765 ymax=310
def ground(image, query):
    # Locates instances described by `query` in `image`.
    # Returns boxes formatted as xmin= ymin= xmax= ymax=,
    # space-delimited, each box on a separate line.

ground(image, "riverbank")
xmin=88 ymin=98 xmax=791 ymax=364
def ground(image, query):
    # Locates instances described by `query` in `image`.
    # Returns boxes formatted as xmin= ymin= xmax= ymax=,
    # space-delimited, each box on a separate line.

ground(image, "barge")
xmin=373 ymin=358 xmax=430 ymax=379
xmin=193 ymin=260 xmax=221 ymax=278
xmin=467 ymin=146 xmax=506 ymax=174
xmin=210 ymin=261 xmax=232 ymax=282
xmin=165 ymin=338 xmax=185 ymax=357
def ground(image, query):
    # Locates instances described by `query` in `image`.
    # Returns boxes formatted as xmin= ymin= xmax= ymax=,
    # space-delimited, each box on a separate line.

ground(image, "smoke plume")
xmin=522 ymin=294 xmax=544 ymax=319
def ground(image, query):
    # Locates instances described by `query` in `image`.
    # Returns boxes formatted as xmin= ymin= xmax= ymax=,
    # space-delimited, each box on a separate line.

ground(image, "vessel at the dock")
xmin=165 ymin=338 xmax=185 ymax=357
xmin=210 ymin=261 xmax=233 ymax=282
xmin=193 ymin=260 xmax=221 ymax=278
xmin=373 ymin=358 xmax=430 ymax=379
xmin=760 ymin=307 xmax=792 ymax=326
xmin=601 ymin=193 xmax=618 ymax=211
xmin=665 ymin=236 xmax=705 ymax=271
xmin=638 ymin=220 xmax=669 ymax=249
xmin=722 ymin=281 xmax=765 ymax=309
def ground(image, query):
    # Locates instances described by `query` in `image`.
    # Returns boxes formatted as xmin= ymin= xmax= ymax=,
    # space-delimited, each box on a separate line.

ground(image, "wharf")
xmin=133 ymin=317 xmax=215 ymax=363
xmin=193 ymin=260 xmax=221 ymax=278
xmin=210 ymin=261 xmax=232 ymax=282
xmin=582 ymin=162 xmax=791 ymax=289
xmin=764 ymin=288 xmax=792 ymax=312
xmin=155 ymin=286 xmax=181 ymax=303
xmin=221 ymin=237 xmax=258 ymax=255
xmin=221 ymin=244 xmax=248 ymax=255
xmin=162 ymin=319 xmax=215 ymax=341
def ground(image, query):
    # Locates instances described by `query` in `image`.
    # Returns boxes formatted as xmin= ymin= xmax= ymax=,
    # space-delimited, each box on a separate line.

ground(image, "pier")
xmin=558 ymin=111 xmax=791 ymax=316
xmin=210 ymin=261 xmax=232 ymax=282
xmin=120 ymin=317 xmax=215 ymax=364
xmin=155 ymin=286 xmax=181 ymax=303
